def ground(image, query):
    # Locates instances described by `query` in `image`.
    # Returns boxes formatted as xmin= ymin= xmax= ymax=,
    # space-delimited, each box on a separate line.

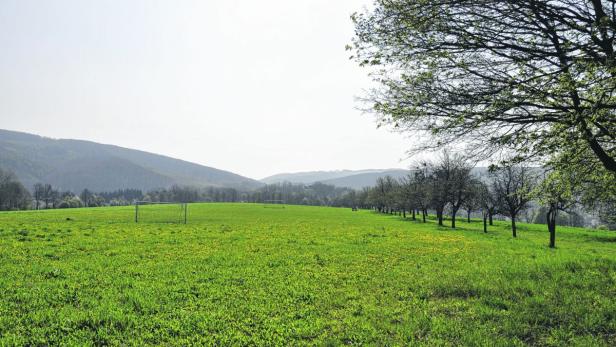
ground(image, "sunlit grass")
xmin=0 ymin=204 xmax=614 ymax=345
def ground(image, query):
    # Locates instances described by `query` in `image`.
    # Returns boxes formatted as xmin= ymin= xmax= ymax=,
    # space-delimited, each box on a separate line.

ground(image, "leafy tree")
xmin=534 ymin=171 xmax=578 ymax=248
xmin=549 ymin=147 xmax=616 ymax=229
xmin=351 ymin=0 xmax=616 ymax=173
xmin=532 ymin=207 xmax=586 ymax=228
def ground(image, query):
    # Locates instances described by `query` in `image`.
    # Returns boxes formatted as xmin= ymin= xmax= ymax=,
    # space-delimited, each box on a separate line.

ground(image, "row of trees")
xmin=144 ymin=182 xmax=355 ymax=206
xmin=350 ymin=0 xmax=616 ymax=245
xmin=355 ymin=152 xmax=596 ymax=248
xmin=0 ymin=174 xmax=356 ymax=211
xmin=32 ymin=184 xmax=108 ymax=209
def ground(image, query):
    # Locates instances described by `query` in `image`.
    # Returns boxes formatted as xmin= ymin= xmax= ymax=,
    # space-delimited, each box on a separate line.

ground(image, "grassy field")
xmin=0 ymin=203 xmax=615 ymax=346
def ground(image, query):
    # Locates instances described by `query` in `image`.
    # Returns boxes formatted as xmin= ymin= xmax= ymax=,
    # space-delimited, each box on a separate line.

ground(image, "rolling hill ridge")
xmin=261 ymin=169 xmax=410 ymax=189
xmin=0 ymin=129 xmax=263 ymax=192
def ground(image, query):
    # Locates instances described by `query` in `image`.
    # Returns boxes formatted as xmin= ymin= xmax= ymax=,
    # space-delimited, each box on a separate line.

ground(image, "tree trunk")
xmin=422 ymin=209 xmax=426 ymax=223
xmin=549 ymin=221 xmax=556 ymax=248
xmin=488 ymin=212 xmax=493 ymax=225
xmin=467 ymin=210 xmax=471 ymax=223
xmin=437 ymin=210 xmax=443 ymax=226
xmin=451 ymin=210 xmax=457 ymax=228
xmin=412 ymin=209 xmax=416 ymax=220
xmin=402 ymin=210 xmax=406 ymax=218
xmin=548 ymin=206 xmax=557 ymax=248
xmin=511 ymin=215 xmax=517 ymax=238
xmin=483 ymin=215 xmax=487 ymax=233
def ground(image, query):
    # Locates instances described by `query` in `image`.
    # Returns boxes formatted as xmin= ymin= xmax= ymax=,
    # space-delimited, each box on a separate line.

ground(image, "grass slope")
xmin=0 ymin=204 xmax=615 ymax=346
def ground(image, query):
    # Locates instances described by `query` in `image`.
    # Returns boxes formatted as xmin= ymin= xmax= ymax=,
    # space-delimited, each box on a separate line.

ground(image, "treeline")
xmin=144 ymin=182 xmax=355 ymax=206
xmin=249 ymin=182 xmax=354 ymax=206
xmin=349 ymin=1 xmax=616 ymax=247
xmin=0 ymin=168 xmax=31 ymax=211
xmin=346 ymin=152 xmax=613 ymax=248
xmin=0 ymin=170 xmax=356 ymax=210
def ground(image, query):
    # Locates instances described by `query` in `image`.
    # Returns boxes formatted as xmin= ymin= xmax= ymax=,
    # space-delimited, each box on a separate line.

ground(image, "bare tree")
xmin=491 ymin=166 xmax=536 ymax=237
xmin=81 ymin=189 xmax=93 ymax=207
xmin=410 ymin=163 xmax=433 ymax=223
xmin=398 ymin=176 xmax=414 ymax=219
xmin=462 ymin=181 xmax=481 ymax=223
xmin=445 ymin=156 xmax=475 ymax=228
xmin=372 ymin=176 xmax=397 ymax=213
xmin=33 ymin=183 xmax=44 ymax=210
xmin=477 ymin=182 xmax=499 ymax=233
xmin=428 ymin=161 xmax=449 ymax=226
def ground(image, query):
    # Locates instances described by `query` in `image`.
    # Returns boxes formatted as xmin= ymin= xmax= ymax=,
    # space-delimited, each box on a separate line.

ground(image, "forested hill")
xmin=0 ymin=129 xmax=263 ymax=192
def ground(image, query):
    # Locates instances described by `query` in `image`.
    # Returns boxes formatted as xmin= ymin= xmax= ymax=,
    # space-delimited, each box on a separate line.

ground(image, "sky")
xmin=0 ymin=0 xmax=413 ymax=179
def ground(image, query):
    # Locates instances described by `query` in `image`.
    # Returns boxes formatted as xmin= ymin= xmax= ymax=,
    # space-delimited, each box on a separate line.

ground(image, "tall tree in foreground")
xmin=351 ymin=0 xmax=616 ymax=174
xmin=491 ymin=166 xmax=536 ymax=238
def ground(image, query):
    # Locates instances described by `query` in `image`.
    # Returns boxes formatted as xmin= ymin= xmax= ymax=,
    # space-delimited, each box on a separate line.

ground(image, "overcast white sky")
xmin=0 ymin=0 xmax=413 ymax=179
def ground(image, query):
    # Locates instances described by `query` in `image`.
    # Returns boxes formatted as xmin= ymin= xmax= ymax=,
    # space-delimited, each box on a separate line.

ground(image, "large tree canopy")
xmin=351 ymin=0 xmax=616 ymax=173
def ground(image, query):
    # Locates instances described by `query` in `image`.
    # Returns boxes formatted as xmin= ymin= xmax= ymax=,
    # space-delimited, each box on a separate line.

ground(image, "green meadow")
xmin=0 ymin=204 xmax=615 ymax=346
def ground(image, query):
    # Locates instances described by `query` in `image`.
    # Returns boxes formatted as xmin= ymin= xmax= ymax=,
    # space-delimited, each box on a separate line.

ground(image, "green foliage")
xmin=1 ymin=204 xmax=615 ymax=345
xmin=351 ymin=1 xmax=616 ymax=172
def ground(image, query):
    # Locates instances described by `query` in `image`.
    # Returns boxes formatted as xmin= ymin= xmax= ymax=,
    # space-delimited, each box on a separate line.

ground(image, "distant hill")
xmin=263 ymin=167 xmax=495 ymax=190
xmin=0 ymin=129 xmax=263 ymax=192
xmin=261 ymin=169 xmax=388 ymax=185
xmin=319 ymin=170 xmax=410 ymax=189
xmin=261 ymin=169 xmax=411 ymax=189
